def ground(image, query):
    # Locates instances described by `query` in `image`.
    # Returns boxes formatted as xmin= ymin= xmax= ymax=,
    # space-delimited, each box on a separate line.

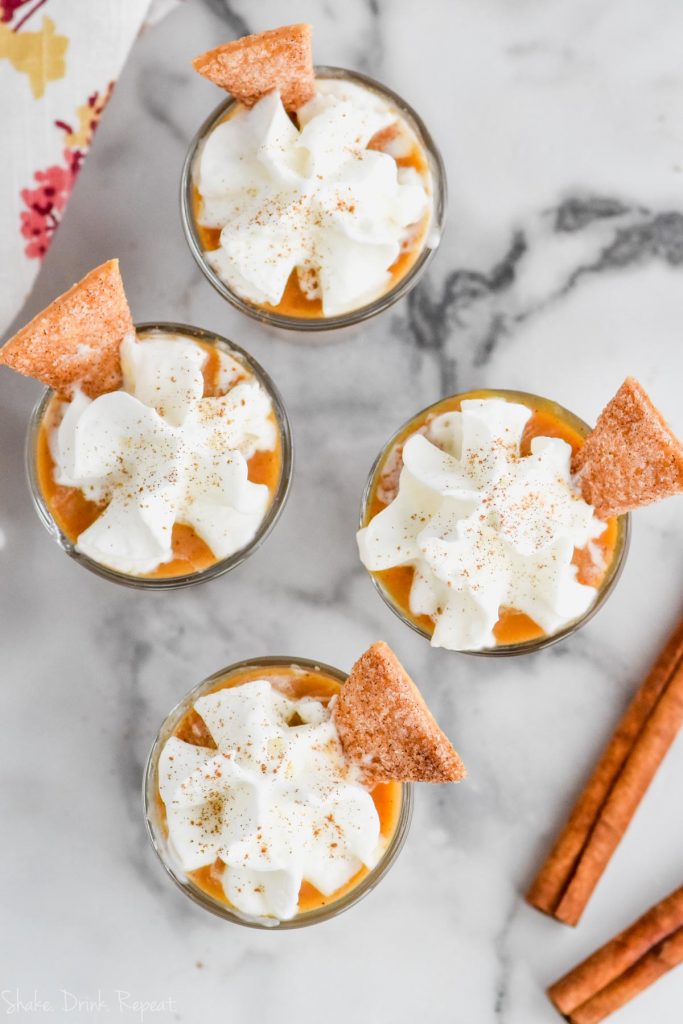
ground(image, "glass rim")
xmin=180 ymin=64 xmax=448 ymax=332
xmin=143 ymin=655 xmax=413 ymax=929
xmin=25 ymin=322 xmax=294 ymax=590
xmin=359 ymin=387 xmax=632 ymax=658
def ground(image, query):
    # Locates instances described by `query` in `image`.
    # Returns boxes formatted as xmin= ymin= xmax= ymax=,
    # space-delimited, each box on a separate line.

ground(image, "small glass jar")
xmin=180 ymin=66 xmax=447 ymax=334
xmin=143 ymin=656 xmax=413 ymax=929
xmin=26 ymin=323 xmax=293 ymax=590
xmin=359 ymin=388 xmax=631 ymax=657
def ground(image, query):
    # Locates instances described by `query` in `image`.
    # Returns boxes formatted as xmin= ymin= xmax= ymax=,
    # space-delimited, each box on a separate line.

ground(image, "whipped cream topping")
xmin=49 ymin=332 xmax=277 ymax=575
xmin=158 ymin=680 xmax=381 ymax=922
xmin=357 ymin=398 xmax=607 ymax=651
xmin=195 ymin=79 xmax=432 ymax=316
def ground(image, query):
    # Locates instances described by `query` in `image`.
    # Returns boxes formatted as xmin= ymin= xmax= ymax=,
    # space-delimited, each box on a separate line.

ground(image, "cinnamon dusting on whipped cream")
xmin=358 ymin=398 xmax=607 ymax=651
xmin=194 ymin=79 xmax=432 ymax=316
xmin=48 ymin=332 xmax=277 ymax=576
xmin=159 ymin=679 xmax=382 ymax=922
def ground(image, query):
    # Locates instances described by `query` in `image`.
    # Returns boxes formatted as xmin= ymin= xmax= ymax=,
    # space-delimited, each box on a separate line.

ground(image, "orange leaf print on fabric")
xmin=0 ymin=15 xmax=67 ymax=98
xmin=55 ymin=84 xmax=113 ymax=149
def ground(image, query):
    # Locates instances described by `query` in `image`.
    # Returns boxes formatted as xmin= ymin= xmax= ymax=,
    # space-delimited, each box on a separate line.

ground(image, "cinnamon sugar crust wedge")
xmin=0 ymin=259 xmax=132 ymax=398
xmin=192 ymin=24 xmax=315 ymax=112
xmin=334 ymin=642 xmax=467 ymax=784
xmin=572 ymin=377 xmax=683 ymax=519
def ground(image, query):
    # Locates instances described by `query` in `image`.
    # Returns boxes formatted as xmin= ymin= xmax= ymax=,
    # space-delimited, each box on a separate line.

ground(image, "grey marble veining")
xmin=1 ymin=1 xmax=683 ymax=1022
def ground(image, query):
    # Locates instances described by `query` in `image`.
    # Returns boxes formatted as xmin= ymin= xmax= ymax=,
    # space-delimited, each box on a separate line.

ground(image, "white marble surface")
xmin=2 ymin=1 xmax=683 ymax=1021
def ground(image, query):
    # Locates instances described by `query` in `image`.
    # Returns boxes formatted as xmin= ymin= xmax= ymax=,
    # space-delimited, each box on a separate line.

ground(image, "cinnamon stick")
xmin=527 ymin=615 xmax=683 ymax=925
xmin=548 ymin=885 xmax=683 ymax=1023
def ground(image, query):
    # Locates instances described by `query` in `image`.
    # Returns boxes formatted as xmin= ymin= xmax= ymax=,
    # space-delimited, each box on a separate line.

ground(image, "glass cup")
xmin=359 ymin=388 xmax=631 ymax=657
xmin=143 ymin=656 xmax=413 ymax=929
xmin=180 ymin=66 xmax=447 ymax=334
xmin=26 ymin=323 xmax=293 ymax=590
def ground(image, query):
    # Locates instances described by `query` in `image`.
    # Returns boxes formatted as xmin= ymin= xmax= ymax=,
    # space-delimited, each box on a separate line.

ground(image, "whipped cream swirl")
xmin=49 ymin=332 xmax=277 ymax=575
xmin=195 ymin=79 xmax=432 ymax=316
xmin=158 ymin=680 xmax=381 ymax=922
xmin=357 ymin=398 xmax=606 ymax=651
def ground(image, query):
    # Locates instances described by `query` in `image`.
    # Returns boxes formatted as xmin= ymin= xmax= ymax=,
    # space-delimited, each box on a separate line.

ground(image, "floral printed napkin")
xmin=0 ymin=0 xmax=153 ymax=335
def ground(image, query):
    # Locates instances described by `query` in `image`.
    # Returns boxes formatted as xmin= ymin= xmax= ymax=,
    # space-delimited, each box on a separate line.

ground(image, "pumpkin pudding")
xmin=357 ymin=387 xmax=676 ymax=653
xmin=0 ymin=260 xmax=290 ymax=583
xmin=145 ymin=644 xmax=465 ymax=927
xmin=184 ymin=25 xmax=441 ymax=326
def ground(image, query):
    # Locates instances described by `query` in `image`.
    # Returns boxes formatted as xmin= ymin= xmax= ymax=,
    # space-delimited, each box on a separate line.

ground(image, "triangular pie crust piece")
xmin=193 ymin=24 xmax=315 ymax=112
xmin=572 ymin=377 xmax=683 ymax=518
xmin=334 ymin=642 xmax=467 ymax=784
xmin=0 ymin=259 xmax=132 ymax=398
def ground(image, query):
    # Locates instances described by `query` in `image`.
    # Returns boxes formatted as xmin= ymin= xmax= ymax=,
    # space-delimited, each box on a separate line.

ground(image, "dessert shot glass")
xmin=359 ymin=388 xmax=631 ymax=657
xmin=144 ymin=656 xmax=413 ymax=929
xmin=180 ymin=66 xmax=447 ymax=335
xmin=26 ymin=323 xmax=293 ymax=590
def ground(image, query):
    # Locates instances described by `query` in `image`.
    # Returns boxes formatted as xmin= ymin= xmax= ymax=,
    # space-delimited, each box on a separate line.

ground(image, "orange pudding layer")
xmin=157 ymin=664 xmax=403 ymax=917
xmin=192 ymin=104 xmax=432 ymax=319
xmin=36 ymin=338 xmax=282 ymax=579
xmin=364 ymin=391 xmax=620 ymax=647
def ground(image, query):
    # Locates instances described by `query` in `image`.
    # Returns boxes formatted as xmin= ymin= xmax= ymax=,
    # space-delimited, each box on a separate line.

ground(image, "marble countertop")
xmin=2 ymin=1 xmax=682 ymax=1021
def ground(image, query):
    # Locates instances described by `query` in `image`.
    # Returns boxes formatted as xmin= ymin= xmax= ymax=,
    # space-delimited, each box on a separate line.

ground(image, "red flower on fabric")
xmin=1 ymin=0 xmax=49 ymax=30
xmin=19 ymin=149 xmax=80 ymax=259
xmin=1 ymin=0 xmax=32 ymax=24
xmin=18 ymin=85 xmax=110 ymax=261
xmin=20 ymin=208 xmax=50 ymax=259
xmin=22 ymin=162 xmax=74 ymax=213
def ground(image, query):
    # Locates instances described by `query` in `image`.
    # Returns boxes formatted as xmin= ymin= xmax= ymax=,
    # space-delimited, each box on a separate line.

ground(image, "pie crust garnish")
xmin=334 ymin=642 xmax=467 ymax=784
xmin=192 ymin=24 xmax=315 ymax=112
xmin=573 ymin=377 xmax=683 ymax=518
xmin=0 ymin=259 xmax=132 ymax=398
